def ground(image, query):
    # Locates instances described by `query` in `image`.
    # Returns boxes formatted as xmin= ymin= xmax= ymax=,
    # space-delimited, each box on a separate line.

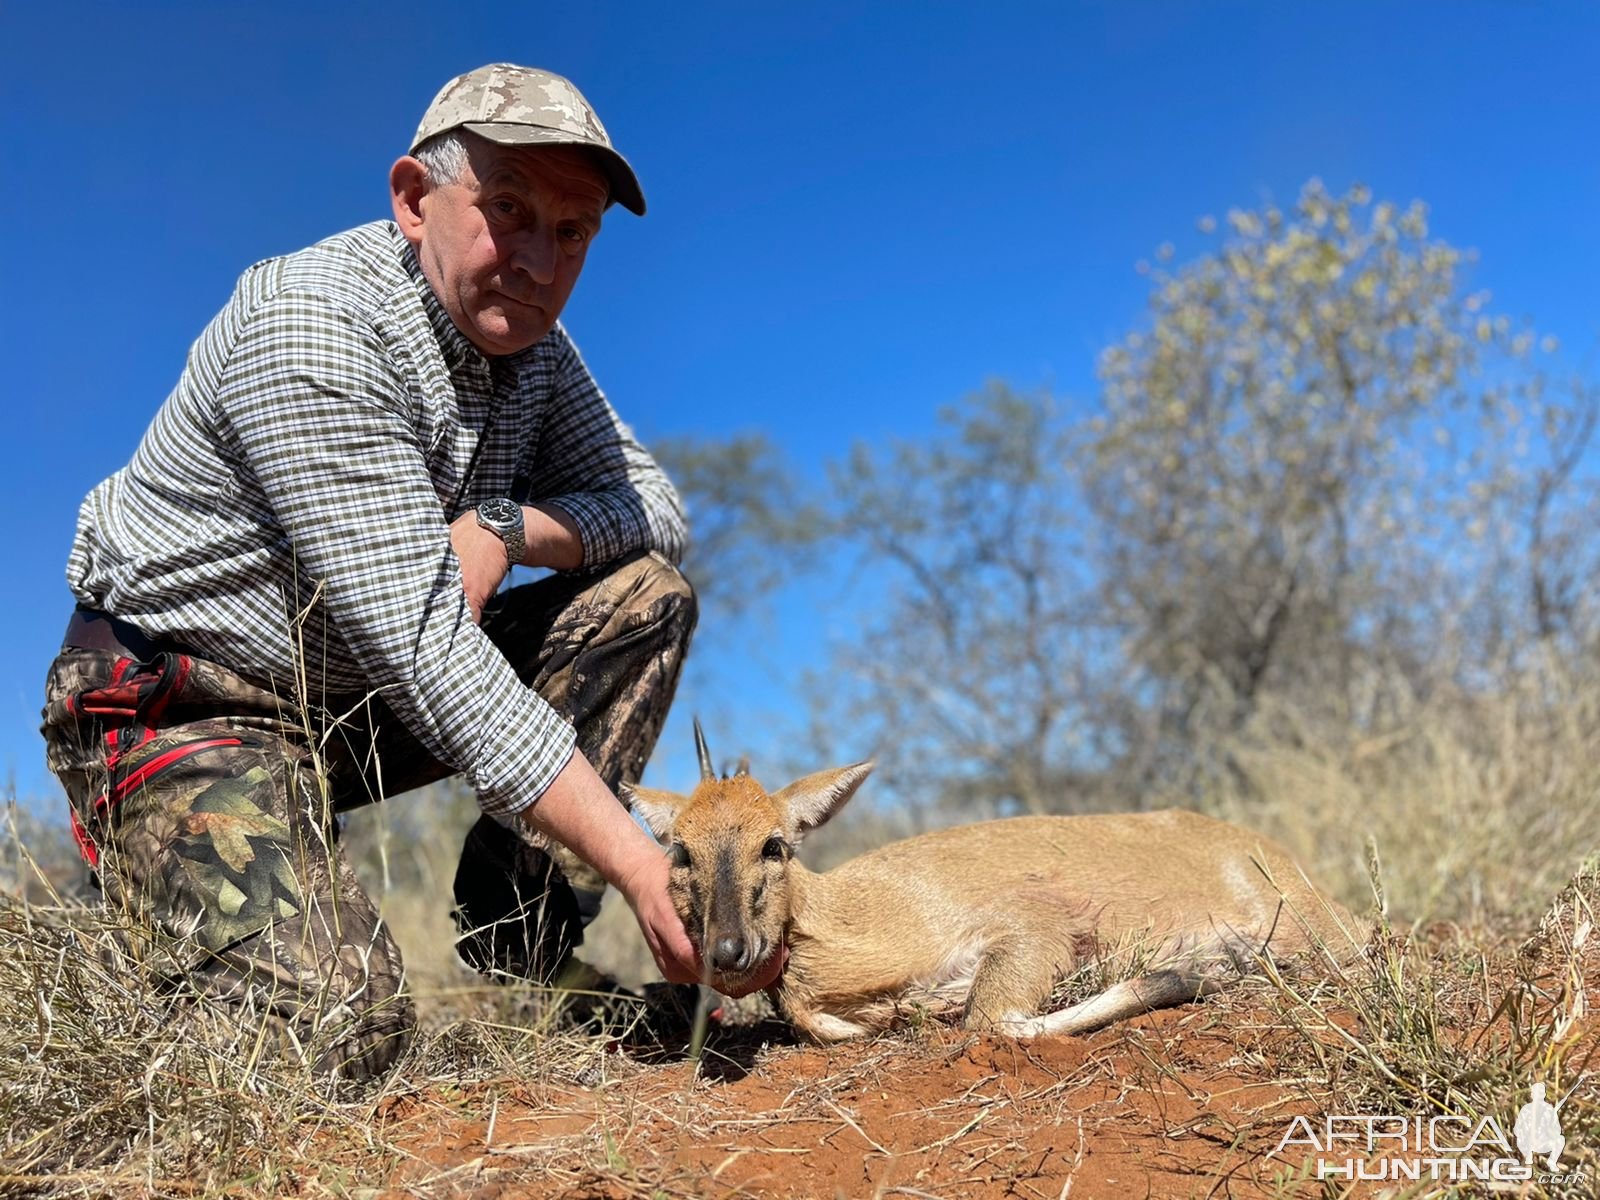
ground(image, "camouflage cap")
xmin=411 ymin=64 xmax=646 ymax=216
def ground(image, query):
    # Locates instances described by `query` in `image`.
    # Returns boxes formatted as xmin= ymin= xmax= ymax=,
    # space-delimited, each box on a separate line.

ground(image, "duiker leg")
xmin=1000 ymin=970 xmax=1215 ymax=1037
xmin=961 ymin=922 xmax=1071 ymax=1032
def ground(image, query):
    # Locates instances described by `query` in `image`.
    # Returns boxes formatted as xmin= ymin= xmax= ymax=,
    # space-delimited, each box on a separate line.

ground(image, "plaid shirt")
xmin=67 ymin=221 xmax=685 ymax=819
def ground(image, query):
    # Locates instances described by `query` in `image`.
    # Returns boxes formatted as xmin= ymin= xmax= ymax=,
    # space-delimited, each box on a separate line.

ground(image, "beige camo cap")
xmin=411 ymin=63 xmax=646 ymax=215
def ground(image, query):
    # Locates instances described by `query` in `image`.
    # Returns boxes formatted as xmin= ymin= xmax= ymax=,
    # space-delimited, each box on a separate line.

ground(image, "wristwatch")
xmin=475 ymin=498 xmax=526 ymax=569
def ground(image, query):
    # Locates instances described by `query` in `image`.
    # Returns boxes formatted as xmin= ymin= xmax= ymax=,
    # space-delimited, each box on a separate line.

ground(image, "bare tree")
xmin=801 ymin=385 xmax=1118 ymax=817
xmin=1084 ymin=181 xmax=1575 ymax=791
xmin=652 ymin=432 xmax=824 ymax=626
xmin=658 ymin=182 xmax=1596 ymax=831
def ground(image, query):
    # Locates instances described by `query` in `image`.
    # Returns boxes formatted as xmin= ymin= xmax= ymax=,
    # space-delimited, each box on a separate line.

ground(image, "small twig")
xmin=822 ymin=1097 xmax=892 ymax=1156
xmin=908 ymin=1107 xmax=987 ymax=1155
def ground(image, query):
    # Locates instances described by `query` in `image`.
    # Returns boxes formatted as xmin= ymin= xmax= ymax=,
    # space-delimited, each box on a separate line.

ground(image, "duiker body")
xmin=629 ymin=727 xmax=1368 ymax=1043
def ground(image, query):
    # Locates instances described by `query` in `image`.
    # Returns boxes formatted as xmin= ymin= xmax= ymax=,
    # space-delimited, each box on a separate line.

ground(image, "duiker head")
xmin=626 ymin=721 xmax=873 ymax=990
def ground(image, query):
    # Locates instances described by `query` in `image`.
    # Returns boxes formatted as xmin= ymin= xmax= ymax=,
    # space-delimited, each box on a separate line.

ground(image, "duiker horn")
xmin=694 ymin=717 xmax=715 ymax=780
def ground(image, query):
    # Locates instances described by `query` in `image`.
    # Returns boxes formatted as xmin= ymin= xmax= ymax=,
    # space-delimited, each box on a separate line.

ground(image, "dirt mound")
xmin=352 ymin=1006 xmax=1328 ymax=1199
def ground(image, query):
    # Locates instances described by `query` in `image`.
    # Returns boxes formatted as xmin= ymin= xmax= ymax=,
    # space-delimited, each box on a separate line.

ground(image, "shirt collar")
xmin=391 ymin=223 xmax=548 ymax=378
xmin=393 ymin=224 xmax=484 ymax=375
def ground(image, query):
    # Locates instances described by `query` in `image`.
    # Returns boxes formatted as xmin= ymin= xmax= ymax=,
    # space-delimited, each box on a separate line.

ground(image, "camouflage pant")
xmin=41 ymin=551 xmax=696 ymax=1081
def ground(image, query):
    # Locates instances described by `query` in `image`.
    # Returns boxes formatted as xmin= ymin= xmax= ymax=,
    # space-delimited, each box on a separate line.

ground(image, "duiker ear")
xmin=620 ymin=784 xmax=688 ymax=841
xmin=772 ymin=762 xmax=874 ymax=842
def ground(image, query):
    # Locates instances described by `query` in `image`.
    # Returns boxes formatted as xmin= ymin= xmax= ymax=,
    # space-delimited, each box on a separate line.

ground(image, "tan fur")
xmin=628 ymin=761 xmax=1368 ymax=1044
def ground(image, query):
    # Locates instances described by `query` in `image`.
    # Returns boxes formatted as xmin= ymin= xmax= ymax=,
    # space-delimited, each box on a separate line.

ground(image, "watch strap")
xmin=476 ymin=499 xmax=526 ymax=569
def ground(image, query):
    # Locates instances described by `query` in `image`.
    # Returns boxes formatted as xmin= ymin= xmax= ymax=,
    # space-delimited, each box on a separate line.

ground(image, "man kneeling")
xmin=42 ymin=63 xmax=775 ymax=1081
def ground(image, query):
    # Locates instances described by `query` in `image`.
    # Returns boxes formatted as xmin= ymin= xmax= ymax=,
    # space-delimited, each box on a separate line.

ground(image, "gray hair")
xmin=412 ymin=130 xmax=471 ymax=189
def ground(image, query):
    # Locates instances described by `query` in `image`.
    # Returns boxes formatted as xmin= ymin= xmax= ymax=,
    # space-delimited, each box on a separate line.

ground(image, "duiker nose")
xmin=710 ymin=934 xmax=751 ymax=973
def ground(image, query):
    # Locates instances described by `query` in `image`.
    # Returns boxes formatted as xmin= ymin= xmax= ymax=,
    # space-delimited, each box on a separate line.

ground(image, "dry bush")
xmin=0 ymin=890 xmax=343 ymax=1196
xmin=1196 ymin=655 xmax=1600 ymax=928
xmin=1230 ymin=851 xmax=1600 ymax=1198
xmin=0 ymin=863 xmax=656 ymax=1199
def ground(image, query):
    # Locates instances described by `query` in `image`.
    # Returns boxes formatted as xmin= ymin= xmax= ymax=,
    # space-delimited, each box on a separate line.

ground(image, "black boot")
xmin=452 ymin=814 xmax=584 ymax=984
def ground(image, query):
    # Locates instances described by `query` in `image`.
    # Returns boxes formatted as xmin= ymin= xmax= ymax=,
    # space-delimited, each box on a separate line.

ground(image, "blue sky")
xmin=3 ymin=1 xmax=1597 ymax=802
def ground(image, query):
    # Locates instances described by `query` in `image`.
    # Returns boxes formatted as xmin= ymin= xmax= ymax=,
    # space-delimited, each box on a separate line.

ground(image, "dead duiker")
xmin=627 ymin=724 xmax=1368 ymax=1043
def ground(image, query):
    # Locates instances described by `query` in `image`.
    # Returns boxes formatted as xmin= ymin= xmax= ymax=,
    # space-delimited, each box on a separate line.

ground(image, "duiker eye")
xmin=669 ymin=843 xmax=692 ymax=869
xmin=761 ymin=836 xmax=788 ymax=862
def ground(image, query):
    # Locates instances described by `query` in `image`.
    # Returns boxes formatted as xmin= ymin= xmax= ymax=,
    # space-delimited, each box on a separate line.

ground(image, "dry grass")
xmin=1238 ymin=873 xmax=1600 ymax=1198
xmin=1202 ymin=660 xmax=1600 ymax=929
xmin=0 ymin=790 xmax=667 ymax=1199
xmin=0 ymin=875 xmax=677 ymax=1198
xmin=6 ymin=667 xmax=1600 ymax=1197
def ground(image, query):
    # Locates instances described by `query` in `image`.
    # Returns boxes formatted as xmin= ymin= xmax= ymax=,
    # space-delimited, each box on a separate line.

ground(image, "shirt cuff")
xmin=475 ymin=716 xmax=578 ymax=825
xmin=540 ymin=491 xmax=634 ymax=568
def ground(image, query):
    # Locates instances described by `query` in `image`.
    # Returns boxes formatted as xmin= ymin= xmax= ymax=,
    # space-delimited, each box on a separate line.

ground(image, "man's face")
xmin=396 ymin=140 xmax=608 ymax=356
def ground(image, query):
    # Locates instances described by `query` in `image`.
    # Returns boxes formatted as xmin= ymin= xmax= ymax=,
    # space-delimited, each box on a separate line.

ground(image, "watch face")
xmin=478 ymin=497 xmax=521 ymax=529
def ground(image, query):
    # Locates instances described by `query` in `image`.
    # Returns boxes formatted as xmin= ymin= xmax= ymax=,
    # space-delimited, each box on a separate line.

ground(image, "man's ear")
xmin=620 ymin=784 xmax=688 ymax=842
xmin=390 ymin=156 xmax=429 ymax=246
xmin=772 ymin=762 xmax=874 ymax=844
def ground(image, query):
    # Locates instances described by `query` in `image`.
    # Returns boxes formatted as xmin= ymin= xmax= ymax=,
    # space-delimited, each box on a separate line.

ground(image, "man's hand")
xmin=524 ymin=752 xmax=788 ymax=997
xmin=449 ymin=510 xmax=511 ymax=623
xmin=523 ymin=752 xmax=706 ymax=985
xmin=617 ymin=852 xmax=788 ymax=995
xmin=615 ymin=850 xmax=703 ymax=985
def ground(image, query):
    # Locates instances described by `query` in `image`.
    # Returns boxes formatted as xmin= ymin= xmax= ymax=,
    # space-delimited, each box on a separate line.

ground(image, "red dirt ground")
xmin=312 ymin=901 xmax=1600 ymax=1199
xmin=349 ymin=1003 xmax=1351 ymax=1199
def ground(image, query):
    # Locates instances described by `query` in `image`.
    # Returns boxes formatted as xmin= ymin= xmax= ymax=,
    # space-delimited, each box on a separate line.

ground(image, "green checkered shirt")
xmin=67 ymin=221 xmax=685 ymax=819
